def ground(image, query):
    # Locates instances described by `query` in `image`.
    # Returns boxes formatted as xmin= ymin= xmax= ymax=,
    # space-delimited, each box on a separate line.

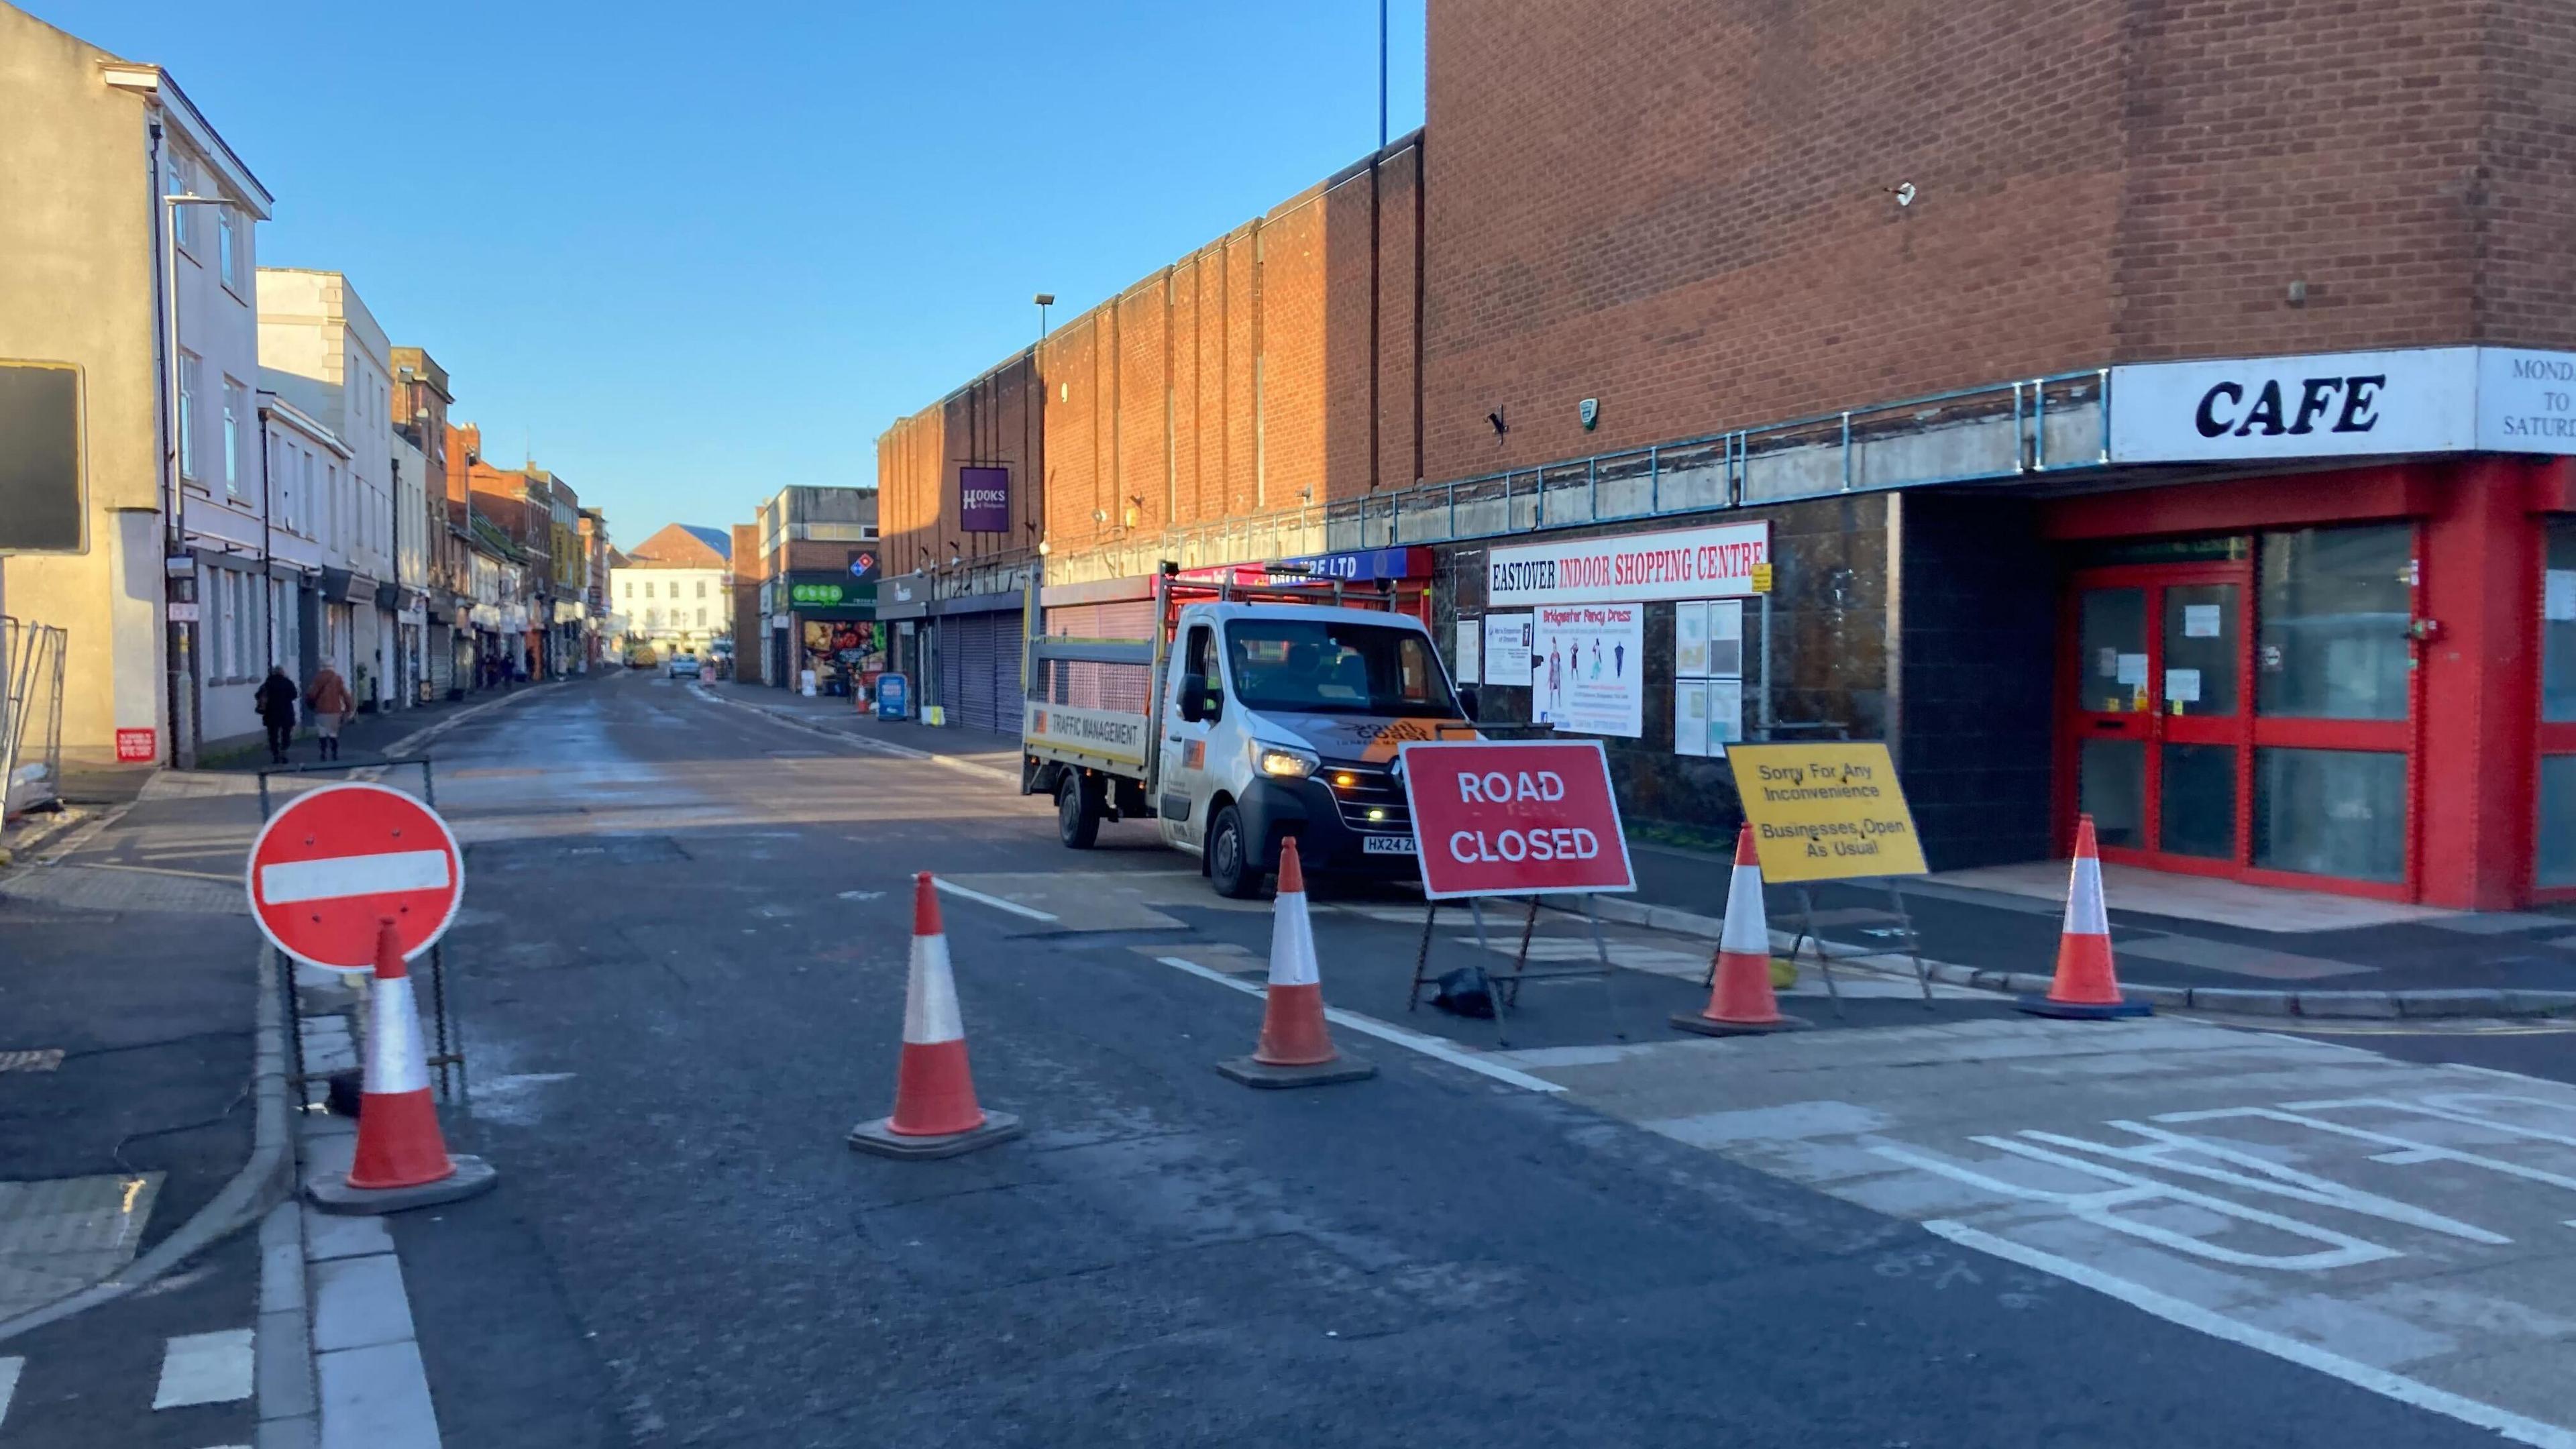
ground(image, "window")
xmin=696 ymin=608 xmax=708 ymax=627
xmin=232 ymin=572 xmax=254 ymax=679
xmin=177 ymin=352 xmax=201 ymax=479
xmin=2546 ymin=519 xmax=2576 ymax=724
xmin=217 ymin=206 xmax=240 ymax=292
xmin=223 ymin=379 xmax=247 ymax=496
xmin=644 ymin=581 xmax=655 ymax=599
xmin=696 ymin=580 xmax=707 ymax=598
xmin=1224 ymin=620 xmax=1460 ymax=716
xmin=168 ymin=154 xmax=197 ymax=253
xmin=2257 ymin=524 xmax=2412 ymax=720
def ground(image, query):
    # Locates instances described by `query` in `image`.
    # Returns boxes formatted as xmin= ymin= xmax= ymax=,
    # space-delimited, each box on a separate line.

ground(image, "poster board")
xmin=1532 ymin=602 xmax=1643 ymax=737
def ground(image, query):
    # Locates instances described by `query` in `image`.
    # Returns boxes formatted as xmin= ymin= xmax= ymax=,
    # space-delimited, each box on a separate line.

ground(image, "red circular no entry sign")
xmin=245 ymin=782 xmax=465 ymax=972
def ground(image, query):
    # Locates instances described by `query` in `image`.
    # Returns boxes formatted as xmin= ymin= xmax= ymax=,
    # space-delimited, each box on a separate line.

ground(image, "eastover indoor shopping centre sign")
xmin=2110 ymin=345 xmax=2576 ymax=464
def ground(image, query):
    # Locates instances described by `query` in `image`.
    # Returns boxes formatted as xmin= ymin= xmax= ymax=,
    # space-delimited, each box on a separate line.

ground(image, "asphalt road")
xmin=383 ymin=671 xmax=2547 ymax=1448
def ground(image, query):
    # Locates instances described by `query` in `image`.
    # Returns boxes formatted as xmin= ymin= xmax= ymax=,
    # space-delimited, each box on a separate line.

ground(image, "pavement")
xmin=0 ymin=675 xmax=577 ymax=1448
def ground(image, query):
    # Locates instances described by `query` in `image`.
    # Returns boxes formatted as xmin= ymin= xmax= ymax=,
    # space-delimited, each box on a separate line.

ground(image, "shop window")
xmin=2255 ymin=747 xmax=2406 ymax=883
xmin=2539 ymin=757 xmax=2576 ymax=889
xmin=2257 ymin=525 xmax=2411 ymax=720
xmin=2545 ymin=519 xmax=2576 ymax=723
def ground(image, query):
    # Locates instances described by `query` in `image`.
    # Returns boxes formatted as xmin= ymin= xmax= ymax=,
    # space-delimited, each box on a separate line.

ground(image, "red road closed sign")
xmin=246 ymin=782 xmax=465 ymax=971
xmin=1397 ymin=739 xmax=1635 ymax=899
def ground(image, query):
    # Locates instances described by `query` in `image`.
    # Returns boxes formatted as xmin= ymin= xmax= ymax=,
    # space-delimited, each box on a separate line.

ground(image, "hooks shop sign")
xmin=2109 ymin=345 xmax=2576 ymax=464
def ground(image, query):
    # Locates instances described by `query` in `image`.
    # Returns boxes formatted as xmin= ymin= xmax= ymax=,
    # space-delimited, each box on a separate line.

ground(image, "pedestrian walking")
xmin=306 ymin=663 xmax=354 ymax=762
xmin=255 ymin=665 xmax=299 ymax=764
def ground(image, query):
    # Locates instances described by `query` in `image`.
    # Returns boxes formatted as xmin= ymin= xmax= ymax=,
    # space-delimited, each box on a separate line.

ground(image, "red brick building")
xmin=882 ymin=1 xmax=2576 ymax=906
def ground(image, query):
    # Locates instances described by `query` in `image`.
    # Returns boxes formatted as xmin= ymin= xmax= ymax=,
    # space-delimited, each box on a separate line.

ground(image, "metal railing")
xmin=1041 ymin=370 xmax=2110 ymax=584
xmin=2 ymin=617 xmax=67 ymax=818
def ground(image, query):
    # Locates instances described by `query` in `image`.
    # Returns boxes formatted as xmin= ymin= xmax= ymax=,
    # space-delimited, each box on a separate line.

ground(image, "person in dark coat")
xmin=255 ymin=665 xmax=299 ymax=764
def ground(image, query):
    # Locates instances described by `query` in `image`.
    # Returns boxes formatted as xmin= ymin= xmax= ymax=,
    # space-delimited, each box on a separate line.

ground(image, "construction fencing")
xmin=1 ymin=616 xmax=65 ymax=818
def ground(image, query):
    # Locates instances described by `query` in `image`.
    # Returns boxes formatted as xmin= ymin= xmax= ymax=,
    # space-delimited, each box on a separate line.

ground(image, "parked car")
xmin=667 ymin=653 xmax=702 ymax=680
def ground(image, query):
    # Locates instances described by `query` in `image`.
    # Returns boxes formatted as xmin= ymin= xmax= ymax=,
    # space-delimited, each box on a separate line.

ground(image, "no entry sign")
xmin=1397 ymin=739 xmax=1635 ymax=898
xmin=246 ymin=782 xmax=465 ymax=971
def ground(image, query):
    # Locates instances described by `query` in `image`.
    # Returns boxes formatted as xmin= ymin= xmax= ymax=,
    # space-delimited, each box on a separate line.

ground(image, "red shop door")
xmin=2063 ymin=562 xmax=2254 ymax=877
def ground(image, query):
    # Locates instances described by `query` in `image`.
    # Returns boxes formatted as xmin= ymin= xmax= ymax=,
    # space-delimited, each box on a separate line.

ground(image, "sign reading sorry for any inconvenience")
xmin=1725 ymin=743 xmax=1927 ymax=882
xmin=1397 ymin=739 xmax=1635 ymax=898
xmin=1485 ymin=521 xmax=1770 ymax=606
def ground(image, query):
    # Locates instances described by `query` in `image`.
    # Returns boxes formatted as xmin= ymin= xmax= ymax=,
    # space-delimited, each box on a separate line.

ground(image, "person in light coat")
xmin=305 ymin=664 xmax=354 ymax=762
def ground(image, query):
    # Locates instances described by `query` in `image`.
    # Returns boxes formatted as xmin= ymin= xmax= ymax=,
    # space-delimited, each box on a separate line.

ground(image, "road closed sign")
xmin=1725 ymin=742 xmax=1928 ymax=882
xmin=1397 ymin=739 xmax=1635 ymax=898
xmin=246 ymin=782 xmax=466 ymax=971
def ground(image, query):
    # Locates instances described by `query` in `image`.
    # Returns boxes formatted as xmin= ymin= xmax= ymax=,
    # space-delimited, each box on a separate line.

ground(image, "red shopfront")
xmin=2043 ymin=456 xmax=2576 ymax=909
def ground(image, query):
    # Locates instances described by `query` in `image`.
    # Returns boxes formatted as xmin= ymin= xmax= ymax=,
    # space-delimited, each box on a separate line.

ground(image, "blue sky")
xmin=29 ymin=1 xmax=1426 ymax=550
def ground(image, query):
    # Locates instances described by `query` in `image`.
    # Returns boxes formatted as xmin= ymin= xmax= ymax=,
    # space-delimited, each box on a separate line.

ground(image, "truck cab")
xmin=1157 ymin=600 xmax=1476 ymax=896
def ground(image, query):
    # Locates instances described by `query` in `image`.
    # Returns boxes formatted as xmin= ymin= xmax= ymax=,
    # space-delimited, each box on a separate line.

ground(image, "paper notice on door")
xmin=2114 ymin=652 xmax=2150 ymax=686
xmin=2183 ymin=603 xmax=2223 ymax=638
xmin=2165 ymin=667 xmax=2202 ymax=704
xmin=2548 ymin=570 xmax=2576 ymax=623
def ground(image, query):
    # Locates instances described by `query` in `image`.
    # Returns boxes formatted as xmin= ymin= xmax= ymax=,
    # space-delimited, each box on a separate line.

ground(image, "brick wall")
xmin=1421 ymin=0 xmax=2574 ymax=486
xmin=878 ymin=350 xmax=1041 ymax=577
xmin=1030 ymin=137 xmax=1426 ymax=559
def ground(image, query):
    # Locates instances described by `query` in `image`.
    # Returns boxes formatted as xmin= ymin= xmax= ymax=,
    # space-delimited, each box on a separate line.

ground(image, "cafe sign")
xmin=2108 ymin=345 xmax=2576 ymax=464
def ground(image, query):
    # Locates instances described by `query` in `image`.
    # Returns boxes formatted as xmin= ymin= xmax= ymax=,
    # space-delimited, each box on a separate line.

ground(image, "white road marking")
xmin=1153 ymin=955 xmax=1565 ymax=1093
xmin=931 ymin=878 xmax=1059 ymax=922
xmin=0 ymin=1356 xmax=18 ymax=1427
xmin=152 ymin=1328 xmax=254 ymax=1409
xmin=258 ymin=850 xmax=449 ymax=904
xmin=1924 ymin=1220 xmax=2576 ymax=1449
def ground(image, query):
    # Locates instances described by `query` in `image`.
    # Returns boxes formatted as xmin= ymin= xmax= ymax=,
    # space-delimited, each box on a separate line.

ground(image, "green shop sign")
xmin=790 ymin=582 xmax=852 ymax=605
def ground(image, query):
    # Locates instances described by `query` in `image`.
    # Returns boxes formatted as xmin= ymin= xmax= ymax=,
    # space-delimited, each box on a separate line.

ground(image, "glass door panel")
xmin=2161 ymin=584 xmax=2239 ymax=718
xmin=2082 ymin=738 xmax=2147 ymax=849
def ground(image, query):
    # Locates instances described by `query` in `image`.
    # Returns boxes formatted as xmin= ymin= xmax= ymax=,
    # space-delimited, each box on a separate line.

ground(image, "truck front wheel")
xmin=1057 ymin=772 xmax=1102 ymax=849
xmin=1208 ymin=804 xmax=1263 ymax=899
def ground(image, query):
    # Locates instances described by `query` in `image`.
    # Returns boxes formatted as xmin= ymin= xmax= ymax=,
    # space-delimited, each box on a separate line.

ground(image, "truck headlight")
xmin=1255 ymin=745 xmax=1318 ymax=779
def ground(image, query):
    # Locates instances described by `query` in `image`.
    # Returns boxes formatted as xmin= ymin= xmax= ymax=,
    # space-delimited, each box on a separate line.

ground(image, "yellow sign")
xmin=1749 ymin=563 xmax=1774 ymax=594
xmin=1725 ymin=742 xmax=1928 ymax=881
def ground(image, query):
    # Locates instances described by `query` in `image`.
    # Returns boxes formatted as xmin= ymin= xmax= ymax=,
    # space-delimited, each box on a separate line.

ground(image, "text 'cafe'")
xmin=1433 ymin=345 xmax=2576 ymax=911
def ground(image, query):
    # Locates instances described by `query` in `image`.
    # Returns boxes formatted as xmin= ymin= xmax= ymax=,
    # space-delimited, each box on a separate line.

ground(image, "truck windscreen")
xmin=1224 ymin=620 xmax=1460 ymax=717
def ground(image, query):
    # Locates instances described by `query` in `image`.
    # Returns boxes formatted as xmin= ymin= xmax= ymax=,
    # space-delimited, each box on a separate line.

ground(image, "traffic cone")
xmin=2017 ymin=815 xmax=2152 ymax=1020
xmin=1218 ymin=837 xmax=1375 ymax=1088
xmin=849 ymin=873 xmax=1026 ymax=1157
xmin=305 ymin=920 xmax=496 ymax=1214
xmin=1673 ymin=824 xmax=1808 ymax=1036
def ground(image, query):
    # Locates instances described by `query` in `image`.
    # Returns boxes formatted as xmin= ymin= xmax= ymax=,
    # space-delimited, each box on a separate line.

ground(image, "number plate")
xmin=1361 ymin=835 xmax=1417 ymax=855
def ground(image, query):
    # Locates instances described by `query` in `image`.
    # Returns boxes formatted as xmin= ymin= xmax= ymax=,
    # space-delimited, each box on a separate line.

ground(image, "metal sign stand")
xmin=1774 ymin=879 xmax=1935 ymax=1017
xmin=1407 ymin=894 xmax=1627 ymax=1049
xmin=256 ymin=757 xmax=467 ymax=1106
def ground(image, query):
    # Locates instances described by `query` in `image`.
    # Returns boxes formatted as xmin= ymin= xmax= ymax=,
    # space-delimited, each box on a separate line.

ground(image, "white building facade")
xmin=257 ymin=268 xmax=403 ymax=714
xmin=610 ymin=562 xmax=729 ymax=652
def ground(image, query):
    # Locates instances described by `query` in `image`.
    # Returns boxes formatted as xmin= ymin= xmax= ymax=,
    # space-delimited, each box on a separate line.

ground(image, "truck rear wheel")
xmin=1057 ymin=772 xmax=1102 ymax=849
xmin=1208 ymin=804 xmax=1263 ymax=899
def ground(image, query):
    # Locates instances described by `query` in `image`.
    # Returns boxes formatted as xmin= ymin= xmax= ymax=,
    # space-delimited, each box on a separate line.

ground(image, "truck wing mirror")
xmin=1177 ymin=674 xmax=1210 ymax=723
xmin=1457 ymin=686 xmax=1480 ymax=721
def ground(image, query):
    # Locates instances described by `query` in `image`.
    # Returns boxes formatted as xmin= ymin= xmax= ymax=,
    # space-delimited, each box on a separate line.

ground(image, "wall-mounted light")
xmin=1487 ymin=407 xmax=1508 ymax=441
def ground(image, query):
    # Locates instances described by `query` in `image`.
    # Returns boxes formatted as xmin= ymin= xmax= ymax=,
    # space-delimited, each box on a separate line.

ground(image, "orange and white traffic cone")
xmin=305 ymin=919 xmax=497 ymax=1214
xmin=849 ymin=873 xmax=1026 ymax=1157
xmin=2017 ymin=815 xmax=2151 ymax=1019
xmin=1672 ymin=824 xmax=1807 ymax=1036
xmin=1218 ymin=837 xmax=1375 ymax=1088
